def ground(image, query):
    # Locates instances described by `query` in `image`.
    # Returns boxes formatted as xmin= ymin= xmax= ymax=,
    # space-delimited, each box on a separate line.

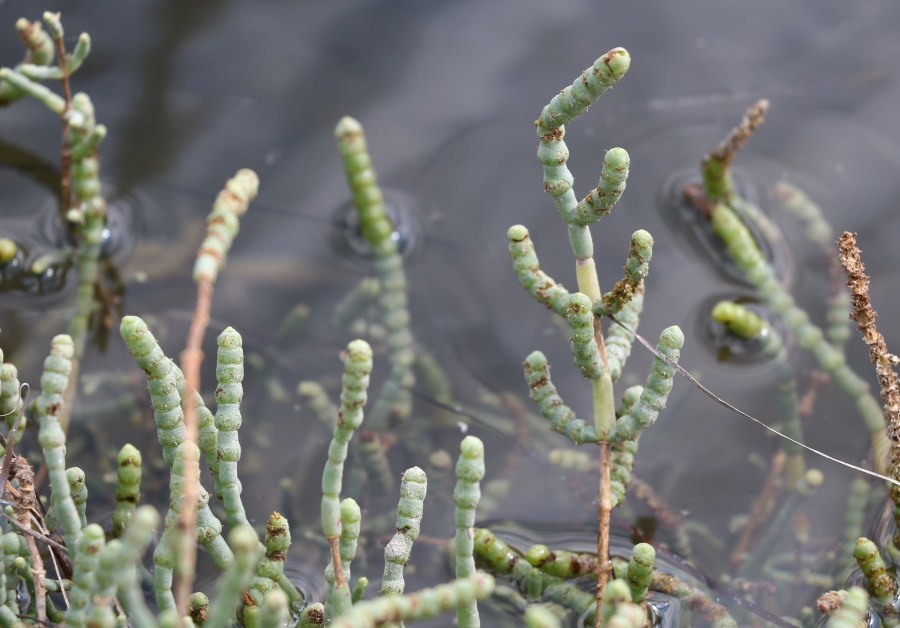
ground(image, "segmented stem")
xmin=204 ymin=527 xmax=261 ymax=628
xmin=331 ymin=573 xmax=495 ymax=628
xmin=322 ymin=340 xmax=373 ymax=541
xmin=604 ymin=285 xmax=643 ymax=383
xmin=474 ymin=528 xmax=596 ymax=623
xmin=597 ymin=230 xmax=652 ymax=317
xmin=507 ymin=225 xmax=571 ymax=317
xmin=325 ymin=499 xmax=361 ymax=622
xmin=246 ymin=512 xmax=291 ymax=612
xmin=382 ymin=466 xmax=427 ymax=597
xmin=120 ymin=316 xmax=185 ymax=466
xmin=113 ymin=444 xmax=142 ymax=537
xmin=114 ymin=506 xmax=159 ymax=628
xmin=66 ymin=523 xmax=105 ymax=626
xmin=524 ymin=351 xmax=597 ymax=445
xmin=567 ymin=293 xmax=603 ymax=380
xmin=609 ymin=326 xmax=684 ymax=443
xmin=710 ymin=202 xmax=887 ymax=465
xmin=192 ymin=169 xmax=259 ymax=284
xmin=625 ymin=543 xmax=655 ymax=604
xmin=852 ymin=537 xmax=896 ymax=610
xmin=66 ymin=467 xmax=87 ymax=528
xmin=335 ymin=117 xmax=415 ymax=428
xmin=215 ymin=326 xmax=248 ymax=529
xmin=37 ymin=334 xmax=81 ymax=547
xmin=455 ymin=436 xmax=486 ymax=628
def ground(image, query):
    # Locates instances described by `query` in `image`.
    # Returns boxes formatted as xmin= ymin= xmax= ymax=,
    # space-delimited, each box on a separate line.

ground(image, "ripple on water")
xmin=329 ymin=188 xmax=423 ymax=269
xmin=694 ymin=293 xmax=786 ymax=366
xmin=0 ymin=180 xmax=141 ymax=304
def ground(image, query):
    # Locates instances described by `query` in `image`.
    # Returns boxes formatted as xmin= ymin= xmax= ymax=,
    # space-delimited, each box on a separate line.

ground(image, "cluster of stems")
xmin=506 ymin=47 xmax=686 ymax=625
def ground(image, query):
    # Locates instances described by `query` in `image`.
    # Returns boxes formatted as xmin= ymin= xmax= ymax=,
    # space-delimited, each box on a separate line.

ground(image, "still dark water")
xmin=1 ymin=1 xmax=900 ymax=625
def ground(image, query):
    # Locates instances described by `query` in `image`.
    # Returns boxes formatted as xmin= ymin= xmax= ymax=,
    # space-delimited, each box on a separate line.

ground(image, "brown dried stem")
xmin=51 ymin=26 xmax=73 ymax=223
xmin=11 ymin=456 xmax=46 ymax=621
xmin=701 ymin=99 xmax=769 ymax=202
xmin=837 ymin=231 xmax=900 ymax=549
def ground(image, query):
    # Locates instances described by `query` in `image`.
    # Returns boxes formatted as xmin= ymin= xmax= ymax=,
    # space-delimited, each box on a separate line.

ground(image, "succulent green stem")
xmin=204 ymin=527 xmax=261 ymax=628
xmin=608 ymin=326 xmax=684 ymax=443
xmin=853 ymin=537 xmax=897 ymax=611
xmin=523 ymin=351 xmax=597 ymax=445
xmin=455 ymin=436 xmax=486 ymax=628
xmin=626 ymin=543 xmax=655 ymax=604
xmin=597 ymin=230 xmax=653 ymax=317
xmin=113 ymin=444 xmax=142 ymax=537
xmin=335 ymin=117 xmax=415 ymax=429
xmin=36 ymin=335 xmax=81 ymax=547
xmin=214 ymin=326 xmax=248 ymax=529
xmin=382 ymin=466 xmax=427 ymax=597
xmin=192 ymin=169 xmax=259 ymax=284
xmin=325 ymin=498 xmax=361 ymax=621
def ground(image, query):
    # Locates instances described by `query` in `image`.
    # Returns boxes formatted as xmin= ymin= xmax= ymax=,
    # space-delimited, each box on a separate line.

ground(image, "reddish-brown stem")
xmin=596 ymin=440 xmax=612 ymax=627
xmin=329 ymin=536 xmax=346 ymax=588
xmin=174 ymin=278 xmax=213 ymax=619
xmin=52 ymin=32 xmax=73 ymax=224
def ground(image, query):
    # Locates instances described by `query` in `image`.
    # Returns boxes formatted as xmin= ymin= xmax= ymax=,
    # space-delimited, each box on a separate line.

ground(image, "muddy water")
xmin=1 ymin=0 xmax=900 ymax=624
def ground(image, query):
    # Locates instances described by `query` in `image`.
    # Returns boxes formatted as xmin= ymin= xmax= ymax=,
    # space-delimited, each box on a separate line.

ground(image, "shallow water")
xmin=1 ymin=0 xmax=900 ymax=624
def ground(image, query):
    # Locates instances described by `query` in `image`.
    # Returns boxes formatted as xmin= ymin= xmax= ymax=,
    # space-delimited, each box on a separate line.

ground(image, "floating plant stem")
xmin=708 ymin=201 xmax=888 ymax=466
xmin=475 ymin=528 xmax=596 ymax=623
xmin=189 ymin=593 xmax=209 ymax=626
xmin=331 ymin=573 xmax=495 ymax=628
xmin=771 ymin=183 xmax=851 ymax=347
xmin=455 ymin=436 xmax=485 ymax=628
xmin=298 ymin=381 xmax=339 ymax=427
xmin=381 ymin=466 xmax=427 ymax=597
xmin=712 ymin=301 xmax=805 ymax=485
xmin=335 ymin=116 xmax=415 ymax=429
